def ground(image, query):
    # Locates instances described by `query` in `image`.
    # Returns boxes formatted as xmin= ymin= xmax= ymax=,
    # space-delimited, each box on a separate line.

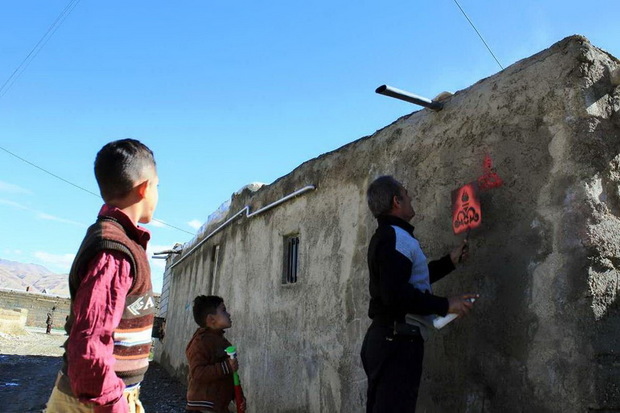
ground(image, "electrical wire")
xmin=0 ymin=145 xmax=98 ymax=197
xmin=0 ymin=3 xmax=194 ymax=235
xmin=0 ymin=145 xmax=194 ymax=235
xmin=452 ymin=0 xmax=504 ymax=70
xmin=0 ymin=0 xmax=82 ymax=98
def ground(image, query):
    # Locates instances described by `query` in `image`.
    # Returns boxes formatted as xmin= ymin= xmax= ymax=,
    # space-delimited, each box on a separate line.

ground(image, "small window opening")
xmin=283 ymin=235 xmax=299 ymax=284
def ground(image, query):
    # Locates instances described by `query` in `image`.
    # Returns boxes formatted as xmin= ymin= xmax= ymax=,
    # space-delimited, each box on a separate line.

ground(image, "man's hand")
xmin=450 ymin=238 xmax=469 ymax=266
xmin=228 ymin=357 xmax=239 ymax=372
xmin=447 ymin=294 xmax=478 ymax=316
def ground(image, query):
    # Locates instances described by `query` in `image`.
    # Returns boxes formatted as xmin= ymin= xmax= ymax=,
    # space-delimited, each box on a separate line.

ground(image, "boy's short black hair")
xmin=94 ymin=139 xmax=156 ymax=202
xmin=193 ymin=295 xmax=224 ymax=327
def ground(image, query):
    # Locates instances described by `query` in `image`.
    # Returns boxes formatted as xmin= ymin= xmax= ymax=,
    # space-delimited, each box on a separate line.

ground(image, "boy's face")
xmin=139 ymin=169 xmax=159 ymax=224
xmin=206 ymin=302 xmax=232 ymax=330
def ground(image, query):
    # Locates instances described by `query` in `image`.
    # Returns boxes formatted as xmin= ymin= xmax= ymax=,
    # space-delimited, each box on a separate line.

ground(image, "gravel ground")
xmin=0 ymin=327 xmax=186 ymax=412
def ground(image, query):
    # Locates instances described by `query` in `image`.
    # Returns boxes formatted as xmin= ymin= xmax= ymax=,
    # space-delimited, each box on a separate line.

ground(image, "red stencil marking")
xmin=477 ymin=154 xmax=504 ymax=190
xmin=451 ymin=182 xmax=481 ymax=235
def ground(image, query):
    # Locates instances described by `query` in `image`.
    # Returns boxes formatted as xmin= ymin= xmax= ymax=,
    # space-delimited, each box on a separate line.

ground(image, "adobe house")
xmin=155 ymin=35 xmax=620 ymax=411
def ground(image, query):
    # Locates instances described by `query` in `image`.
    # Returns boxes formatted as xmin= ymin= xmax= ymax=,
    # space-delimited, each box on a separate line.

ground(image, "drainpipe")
xmin=247 ymin=185 xmax=315 ymax=217
xmin=375 ymin=85 xmax=444 ymax=111
xmin=169 ymin=185 xmax=316 ymax=270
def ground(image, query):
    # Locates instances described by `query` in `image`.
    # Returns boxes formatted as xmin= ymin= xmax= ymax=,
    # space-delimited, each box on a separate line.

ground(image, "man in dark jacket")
xmin=361 ymin=175 xmax=477 ymax=413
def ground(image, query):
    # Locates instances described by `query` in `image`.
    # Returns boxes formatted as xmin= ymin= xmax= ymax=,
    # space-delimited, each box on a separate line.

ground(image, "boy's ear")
xmin=136 ymin=180 xmax=149 ymax=199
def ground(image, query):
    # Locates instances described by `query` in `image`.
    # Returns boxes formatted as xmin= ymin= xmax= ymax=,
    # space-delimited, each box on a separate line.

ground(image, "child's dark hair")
xmin=193 ymin=295 xmax=224 ymax=327
xmin=94 ymin=139 xmax=156 ymax=202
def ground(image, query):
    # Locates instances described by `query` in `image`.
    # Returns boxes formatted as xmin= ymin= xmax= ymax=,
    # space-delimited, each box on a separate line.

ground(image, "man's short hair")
xmin=94 ymin=139 xmax=156 ymax=202
xmin=367 ymin=175 xmax=404 ymax=218
xmin=193 ymin=295 xmax=224 ymax=327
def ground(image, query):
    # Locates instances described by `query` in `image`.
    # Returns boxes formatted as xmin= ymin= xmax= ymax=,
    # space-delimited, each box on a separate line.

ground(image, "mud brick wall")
xmin=0 ymin=289 xmax=70 ymax=330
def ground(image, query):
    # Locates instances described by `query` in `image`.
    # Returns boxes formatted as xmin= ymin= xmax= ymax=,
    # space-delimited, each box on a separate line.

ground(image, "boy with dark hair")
xmin=186 ymin=295 xmax=242 ymax=413
xmin=45 ymin=139 xmax=159 ymax=413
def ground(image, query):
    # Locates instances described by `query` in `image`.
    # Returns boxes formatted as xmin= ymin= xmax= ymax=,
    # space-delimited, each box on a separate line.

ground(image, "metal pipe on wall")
xmin=375 ymin=85 xmax=444 ymax=111
xmin=169 ymin=185 xmax=316 ymax=270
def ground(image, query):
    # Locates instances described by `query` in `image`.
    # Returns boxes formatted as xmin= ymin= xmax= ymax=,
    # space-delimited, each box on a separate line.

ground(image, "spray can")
xmin=433 ymin=297 xmax=477 ymax=329
xmin=225 ymin=346 xmax=246 ymax=413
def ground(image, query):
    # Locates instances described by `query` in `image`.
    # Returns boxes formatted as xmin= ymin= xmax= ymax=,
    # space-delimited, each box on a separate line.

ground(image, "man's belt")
xmin=393 ymin=322 xmax=421 ymax=337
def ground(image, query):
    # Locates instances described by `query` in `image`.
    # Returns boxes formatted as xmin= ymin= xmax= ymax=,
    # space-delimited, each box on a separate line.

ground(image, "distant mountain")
xmin=0 ymin=258 xmax=69 ymax=296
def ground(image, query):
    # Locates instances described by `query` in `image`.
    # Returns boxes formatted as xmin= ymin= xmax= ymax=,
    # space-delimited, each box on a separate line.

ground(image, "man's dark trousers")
xmin=361 ymin=325 xmax=425 ymax=413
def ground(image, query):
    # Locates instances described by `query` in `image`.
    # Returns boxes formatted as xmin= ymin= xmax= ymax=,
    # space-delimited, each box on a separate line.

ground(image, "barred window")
xmin=283 ymin=235 xmax=299 ymax=284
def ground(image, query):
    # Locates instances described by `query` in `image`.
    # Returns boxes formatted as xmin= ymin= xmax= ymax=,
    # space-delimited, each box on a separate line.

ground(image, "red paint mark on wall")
xmin=477 ymin=154 xmax=504 ymax=190
xmin=452 ymin=182 xmax=481 ymax=234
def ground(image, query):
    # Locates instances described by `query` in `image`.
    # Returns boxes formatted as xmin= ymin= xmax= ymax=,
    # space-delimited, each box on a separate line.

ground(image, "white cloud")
xmin=149 ymin=258 xmax=167 ymax=271
xmin=148 ymin=244 xmax=175 ymax=254
xmin=0 ymin=198 xmax=86 ymax=227
xmin=187 ymin=219 xmax=202 ymax=230
xmin=36 ymin=212 xmax=86 ymax=227
xmin=0 ymin=198 xmax=28 ymax=210
xmin=0 ymin=181 xmax=32 ymax=195
xmin=149 ymin=219 xmax=166 ymax=228
xmin=2 ymin=249 xmax=23 ymax=255
xmin=33 ymin=251 xmax=75 ymax=273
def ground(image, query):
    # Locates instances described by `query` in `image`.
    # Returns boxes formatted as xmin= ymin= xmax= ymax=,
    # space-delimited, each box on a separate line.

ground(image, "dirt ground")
xmin=0 ymin=327 xmax=186 ymax=412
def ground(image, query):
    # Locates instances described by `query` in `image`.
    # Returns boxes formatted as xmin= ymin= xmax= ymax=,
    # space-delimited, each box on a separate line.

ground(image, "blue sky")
xmin=1 ymin=0 xmax=619 ymax=293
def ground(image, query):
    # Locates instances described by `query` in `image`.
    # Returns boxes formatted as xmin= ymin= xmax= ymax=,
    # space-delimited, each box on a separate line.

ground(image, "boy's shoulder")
xmin=195 ymin=328 xmax=229 ymax=344
xmin=187 ymin=328 xmax=231 ymax=358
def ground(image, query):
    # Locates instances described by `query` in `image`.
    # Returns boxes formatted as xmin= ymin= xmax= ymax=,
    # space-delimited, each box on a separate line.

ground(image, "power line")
xmin=0 ymin=145 xmax=195 ymax=235
xmin=0 ymin=145 xmax=99 ymax=197
xmin=452 ymin=0 xmax=503 ymax=70
xmin=0 ymin=0 xmax=82 ymax=98
xmin=150 ymin=219 xmax=194 ymax=235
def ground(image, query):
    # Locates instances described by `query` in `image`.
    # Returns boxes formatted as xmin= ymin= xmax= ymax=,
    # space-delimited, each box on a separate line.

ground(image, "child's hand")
xmin=228 ymin=357 xmax=239 ymax=372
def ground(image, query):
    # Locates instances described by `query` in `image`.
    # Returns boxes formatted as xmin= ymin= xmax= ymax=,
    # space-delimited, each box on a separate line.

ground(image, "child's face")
xmin=207 ymin=302 xmax=232 ymax=330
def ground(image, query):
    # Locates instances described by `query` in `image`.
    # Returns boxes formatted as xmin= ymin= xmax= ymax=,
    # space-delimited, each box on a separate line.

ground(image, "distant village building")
xmin=155 ymin=36 xmax=620 ymax=411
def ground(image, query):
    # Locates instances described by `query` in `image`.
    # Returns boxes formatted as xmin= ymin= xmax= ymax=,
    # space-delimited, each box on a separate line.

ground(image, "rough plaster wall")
xmin=405 ymin=36 xmax=620 ymax=412
xmin=159 ymin=36 xmax=620 ymax=412
xmin=221 ymin=185 xmax=359 ymax=412
xmin=580 ymin=46 xmax=620 ymax=410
